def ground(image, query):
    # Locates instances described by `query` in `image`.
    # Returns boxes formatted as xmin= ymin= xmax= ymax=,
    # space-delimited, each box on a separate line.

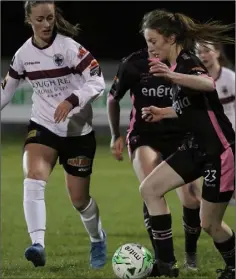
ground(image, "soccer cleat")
xmin=24 ymin=243 xmax=46 ymax=267
xmin=216 ymin=266 xmax=235 ymax=279
xmin=183 ymin=252 xmax=198 ymax=271
xmin=90 ymin=230 xmax=107 ymax=269
xmin=149 ymin=259 xmax=179 ymax=277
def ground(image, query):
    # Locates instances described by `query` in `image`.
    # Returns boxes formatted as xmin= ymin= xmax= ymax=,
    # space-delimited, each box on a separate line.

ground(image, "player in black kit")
xmin=140 ymin=9 xmax=235 ymax=278
xmin=107 ymin=47 xmax=216 ymax=273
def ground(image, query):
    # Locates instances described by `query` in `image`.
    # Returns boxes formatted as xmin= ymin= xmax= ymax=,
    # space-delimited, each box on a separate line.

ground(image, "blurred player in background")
xmin=197 ymin=43 xmax=235 ymax=130
xmin=197 ymin=43 xmax=236 ymax=206
xmin=1 ymin=1 xmax=107 ymax=269
xmin=107 ymin=46 xmax=216 ymax=273
xmin=140 ymin=9 xmax=235 ymax=278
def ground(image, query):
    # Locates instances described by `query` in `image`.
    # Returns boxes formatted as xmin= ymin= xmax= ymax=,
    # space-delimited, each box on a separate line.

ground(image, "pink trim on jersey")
xmin=126 ymin=94 xmax=136 ymax=159
xmin=220 ymin=147 xmax=235 ymax=192
xmin=107 ymin=92 xmax=114 ymax=101
xmin=207 ymin=110 xmax=234 ymax=192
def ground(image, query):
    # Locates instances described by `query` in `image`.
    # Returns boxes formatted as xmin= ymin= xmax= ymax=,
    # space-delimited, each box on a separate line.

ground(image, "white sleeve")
xmin=1 ymin=52 xmax=24 ymax=110
xmin=66 ymin=41 xmax=105 ymax=108
xmin=229 ymin=71 xmax=235 ymax=96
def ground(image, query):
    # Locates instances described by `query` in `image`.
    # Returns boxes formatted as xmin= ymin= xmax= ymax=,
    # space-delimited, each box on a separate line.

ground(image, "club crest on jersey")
xmin=89 ymin=59 xmax=101 ymax=77
xmin=53 ymin=53 xmax=64 ymax=67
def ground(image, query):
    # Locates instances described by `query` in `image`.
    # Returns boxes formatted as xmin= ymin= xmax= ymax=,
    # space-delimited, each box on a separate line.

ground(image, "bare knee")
xmin=66 ymin=174 xmax=90 ymax=210
xmin=200 ymin=219 xmax=221 ymax=236
xmin=25 ymin=169 xmax=49 ymax=181
xmin=177 ymin=184 xmax=200 ymax=209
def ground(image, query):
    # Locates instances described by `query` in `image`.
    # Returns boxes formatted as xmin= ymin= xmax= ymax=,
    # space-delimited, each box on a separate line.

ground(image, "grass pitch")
xmin=1 ymin=138 xmax=235 ymax=278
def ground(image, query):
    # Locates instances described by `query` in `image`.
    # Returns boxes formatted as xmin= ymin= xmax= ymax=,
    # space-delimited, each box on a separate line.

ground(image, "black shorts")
xmin=167 ymin=137 xmax=235 ymax=203
xmin=126 ymin=130 xmax=184 ymax=159
xmin=24 ymin=121 xmax=96 ymax=177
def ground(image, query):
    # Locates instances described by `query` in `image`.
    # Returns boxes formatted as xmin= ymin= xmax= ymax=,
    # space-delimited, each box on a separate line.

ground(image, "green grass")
xmin=1 ymin=139 xmax=235 ymax=279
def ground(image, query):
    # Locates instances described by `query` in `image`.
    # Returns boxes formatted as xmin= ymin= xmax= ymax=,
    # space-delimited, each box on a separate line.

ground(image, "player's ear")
xmin=168 ymin=34 xmax=176 ymax=45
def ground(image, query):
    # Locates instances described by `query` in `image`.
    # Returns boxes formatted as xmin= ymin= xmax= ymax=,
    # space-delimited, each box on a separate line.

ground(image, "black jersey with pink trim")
xmin=108 ymin=48 xmax=186 ymax=137
xmin=172 ymin=50 xmax=235 ymax=156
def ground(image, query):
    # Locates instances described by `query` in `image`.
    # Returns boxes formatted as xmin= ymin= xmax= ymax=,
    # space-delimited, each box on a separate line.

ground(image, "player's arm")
xmin=1 ymin=54 xmax=24 ymax=110
xmin=142 ymin=106 xmax=178 ymax=122
xmin=168 ymin=71 xmax=215 ymax=92
xmin=107 ymin=59 xmax=130 ymax=139
xmin=66 ymin=43 xmax=105 ymax=108
xmin=149 ymin=58 xmax=215 ymax=92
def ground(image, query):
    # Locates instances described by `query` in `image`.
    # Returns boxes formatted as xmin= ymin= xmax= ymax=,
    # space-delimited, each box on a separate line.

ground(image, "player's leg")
xmin=60 ymin=131 xmax=106 ymax=269
xmin=23 ymin=122 xmax=59 ymax=266
xmin=200 ymin=150 xmax=235 ymax=279
xmin=139 ymin=143 xmax=202 ymax=277
xmin=131 ymin=144 xmax=162 ymax=260
xmin=176 ymin=178 xmax=202 ymax=271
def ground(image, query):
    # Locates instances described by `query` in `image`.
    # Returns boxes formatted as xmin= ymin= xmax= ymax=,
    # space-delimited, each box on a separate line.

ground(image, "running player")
xmin=197 ymin=43 xmax=235 ymax=130
xmin=107 ymin=47 xmax=215 ymax=272
xmin=1 ymin=1 xmax=106 ymax=269
xmin=140 ymin=9 xmax=235 ymax=278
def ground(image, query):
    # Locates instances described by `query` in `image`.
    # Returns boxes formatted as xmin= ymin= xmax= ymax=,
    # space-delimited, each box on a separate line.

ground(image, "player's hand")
xmin=142 ymin=106 xmax=164 ymax=122
xmin=148 ymin=59 xmax=172 ymax=79
xmin=110 ymin=136 xmax=124 ymax=161
xmin=54 ymin=100 xmax=73 ymax=123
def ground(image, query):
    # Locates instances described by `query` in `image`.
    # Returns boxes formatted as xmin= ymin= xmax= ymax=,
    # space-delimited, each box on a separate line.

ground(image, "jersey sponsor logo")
xmin=67 ymin=156 xmax=91 ymax=168
xmin=141 ymin=85 xmax=173 ymax=98
xmin=53 ymin=53 xmax=64 ymax=67
xmin=172 ymin=96 xmax=191 ymax=115
xmin=24 ymin=61 xmax=40 ymax=66
xmin=78 ymin=46 xmax=88 ymax=59
xmin=31 ymin=77 xmax=71 ymax=96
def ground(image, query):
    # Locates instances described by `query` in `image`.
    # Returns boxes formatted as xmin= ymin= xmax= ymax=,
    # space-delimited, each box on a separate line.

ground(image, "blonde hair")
xmin=24 ymin=1 xmax=80 ymax=38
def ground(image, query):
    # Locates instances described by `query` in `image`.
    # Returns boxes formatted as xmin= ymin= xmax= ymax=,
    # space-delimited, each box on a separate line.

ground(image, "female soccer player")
xmin=1 ymin=1 xmax=106 ymax=269
xmin=139 ymin=9 xmax=235 ymax=279
xmin=197 ymin=43 xmax=236 ymax=206
xmin=197 ymin=43 xmax=235 ymax=130
xmin=107 ymin=47 xmax=215 ymax=273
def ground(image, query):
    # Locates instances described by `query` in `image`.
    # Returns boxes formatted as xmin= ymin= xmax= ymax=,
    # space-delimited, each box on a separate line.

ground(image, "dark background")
xmin=1 ymin=1 xmax=235 ymax=62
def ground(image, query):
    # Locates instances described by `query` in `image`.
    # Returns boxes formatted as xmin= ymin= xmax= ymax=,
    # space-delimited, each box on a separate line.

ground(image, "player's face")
xmin=196 ymin=44 xmax=220 ymax=69
xmin=28 ymin=3 xmax=55 ymax=42
xmin=144 ymin=29 xmax=172 ymax=61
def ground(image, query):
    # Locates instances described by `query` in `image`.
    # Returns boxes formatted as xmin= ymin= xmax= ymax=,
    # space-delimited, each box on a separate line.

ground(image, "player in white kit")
xmin=197 ymin=43 xmax=235 ymax=130
xmin=1 ymin=1 xmax=107 ymax=269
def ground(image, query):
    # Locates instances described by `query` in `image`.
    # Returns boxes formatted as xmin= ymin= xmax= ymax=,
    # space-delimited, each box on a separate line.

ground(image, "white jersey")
xmin=1 ymin=33 xmax=105 ymax=136
xmin=215 ymin=67 xmax=235 ymax=130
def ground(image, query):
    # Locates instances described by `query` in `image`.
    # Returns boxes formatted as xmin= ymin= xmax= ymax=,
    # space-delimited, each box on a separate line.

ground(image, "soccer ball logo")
xmin=112 ymin=243 xmax=153 ymax=279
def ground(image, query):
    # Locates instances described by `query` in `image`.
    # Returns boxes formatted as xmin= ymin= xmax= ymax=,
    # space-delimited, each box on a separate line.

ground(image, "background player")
xmin=1 ymin=1 xmax=106 ymax=269
xmin=139 ymin=9 xmax=235 ymax=278
xmin=107 ymin=47 xmax=216 ymax=272
xmin=197 ymin=43 xmax=235 ymax=130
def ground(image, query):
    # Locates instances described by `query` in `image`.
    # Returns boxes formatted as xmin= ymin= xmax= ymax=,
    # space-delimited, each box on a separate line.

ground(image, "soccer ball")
xmin=112 ymin=243 xmax=154 ymax=279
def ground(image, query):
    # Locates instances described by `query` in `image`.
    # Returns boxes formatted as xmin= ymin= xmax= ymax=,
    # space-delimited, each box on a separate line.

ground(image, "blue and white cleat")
xmin=90 ymin=230 xmax=107 ymax=269
xmin=25 ymin=243 xmax=46 ymax=267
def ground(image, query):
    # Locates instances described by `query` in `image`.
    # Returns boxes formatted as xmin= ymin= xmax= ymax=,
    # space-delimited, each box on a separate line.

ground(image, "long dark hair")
xmin=141 ymin=9 xmax=235 ymax=51
xmin=24 ymin=1 xmax=80 ymax=38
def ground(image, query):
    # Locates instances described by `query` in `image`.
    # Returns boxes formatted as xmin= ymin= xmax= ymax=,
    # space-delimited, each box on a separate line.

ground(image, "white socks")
xmin=79 ymin=198 xmax=104 ymax=243
xmin=23 ymin=178 xmax=46 ymax=248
